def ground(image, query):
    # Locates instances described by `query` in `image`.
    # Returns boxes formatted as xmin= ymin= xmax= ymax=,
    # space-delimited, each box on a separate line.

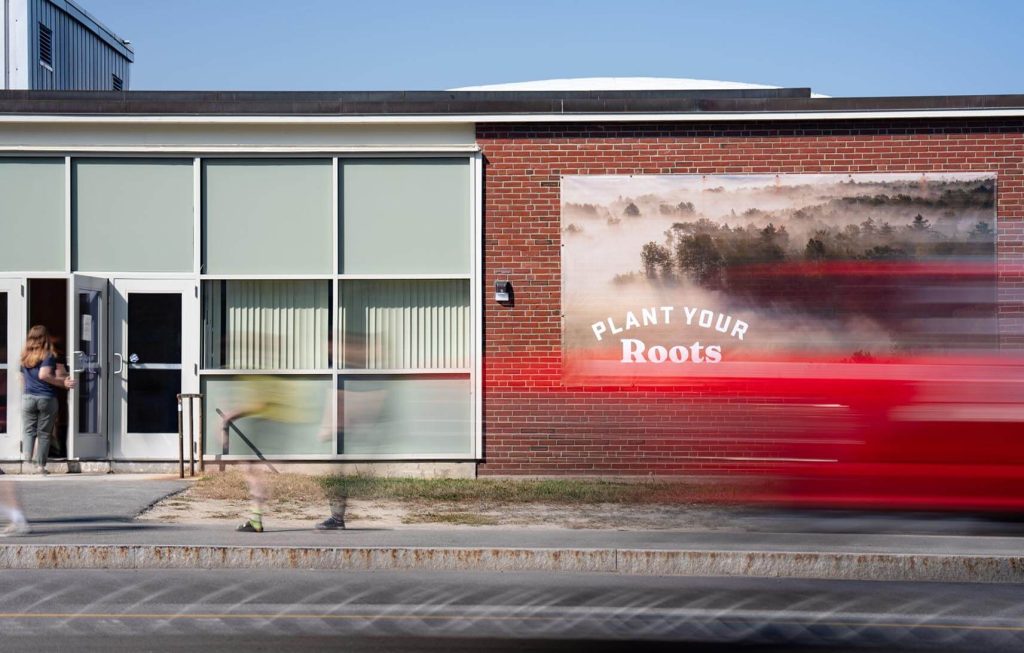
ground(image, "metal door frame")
xmin=109 ymin=278 xmax=198 ymax=460
xmin=68 ymin=274 xmax=109 ymax=461
xmin=0 ymin=278 xmax=25 ymax=461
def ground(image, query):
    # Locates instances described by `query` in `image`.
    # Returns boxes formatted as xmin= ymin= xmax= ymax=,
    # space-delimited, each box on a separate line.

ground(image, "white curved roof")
xmin=452 ymin=77 xmax=828 ymax=97
xmin=453 ymin=77 xmax=781 ymax=92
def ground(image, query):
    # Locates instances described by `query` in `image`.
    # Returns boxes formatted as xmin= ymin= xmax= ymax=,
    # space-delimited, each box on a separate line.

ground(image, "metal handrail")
xmin=176 ymin=393 xmax=204 ymax=479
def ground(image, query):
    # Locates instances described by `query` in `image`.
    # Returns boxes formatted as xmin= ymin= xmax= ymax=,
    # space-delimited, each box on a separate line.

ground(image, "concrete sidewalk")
xmin=2 ymin=474 xmax=1024 ymax=583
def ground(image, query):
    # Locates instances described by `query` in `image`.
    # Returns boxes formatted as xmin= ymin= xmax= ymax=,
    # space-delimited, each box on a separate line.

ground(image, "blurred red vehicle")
xmin=555 ymin=260 xmax=1024 ymax=511
xmin=713 ymin=355 xmax=1024 ymax=511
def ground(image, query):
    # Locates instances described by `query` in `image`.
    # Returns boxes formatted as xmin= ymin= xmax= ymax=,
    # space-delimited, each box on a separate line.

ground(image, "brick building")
xmin=0 ymin=80 xmax=1020 ymax=476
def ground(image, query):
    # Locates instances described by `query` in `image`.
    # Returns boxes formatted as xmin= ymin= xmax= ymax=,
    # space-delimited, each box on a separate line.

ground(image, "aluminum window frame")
xmin=198 ymin=152 xmax=480 ymax=461
xmin=0 ymin=149 xmax=482 ymax=463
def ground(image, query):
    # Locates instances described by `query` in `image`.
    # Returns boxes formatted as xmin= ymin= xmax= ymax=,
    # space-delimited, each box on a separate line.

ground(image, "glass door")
xmin=68 ymin=274 xmax=108 ymax=460
xmin=0 ymin=279 xmax=25 ymax=461
xmin=110 ymin=279 xmax=198 ymax=460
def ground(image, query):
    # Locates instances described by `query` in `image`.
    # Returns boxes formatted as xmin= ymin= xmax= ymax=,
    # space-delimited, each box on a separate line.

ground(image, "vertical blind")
xmin=204 ymin=280 xmax=331 ymax=370
xmin=339 ymin=279 xmax=470 ymax=370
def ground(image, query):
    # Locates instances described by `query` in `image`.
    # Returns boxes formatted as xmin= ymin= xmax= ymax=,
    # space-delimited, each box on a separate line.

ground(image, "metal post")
xmin=188 ymin=396 xmax=196 ymax=477
xmin=177 ymin=393 xmax=204 ymax=477
xmin=176 ymin=394 xmax=184 ymax=479
xmin=198 ymin=396 xmax=205 ymax=473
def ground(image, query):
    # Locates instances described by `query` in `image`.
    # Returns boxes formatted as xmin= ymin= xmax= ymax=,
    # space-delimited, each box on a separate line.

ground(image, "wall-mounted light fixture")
xmin=495 ymin=280 xmax=514 ymax=305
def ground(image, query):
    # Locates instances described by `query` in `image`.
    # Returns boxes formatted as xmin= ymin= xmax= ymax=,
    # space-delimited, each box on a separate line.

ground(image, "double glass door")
xmin=69 ymin=277 xmax=197 ymax=461
xmin=2 ymin=277 xmax=196 ymax=462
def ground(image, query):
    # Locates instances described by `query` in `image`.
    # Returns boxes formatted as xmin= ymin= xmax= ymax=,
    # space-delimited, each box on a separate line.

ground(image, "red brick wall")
xmin=476 ymin=120 xmax=1024 ymax=476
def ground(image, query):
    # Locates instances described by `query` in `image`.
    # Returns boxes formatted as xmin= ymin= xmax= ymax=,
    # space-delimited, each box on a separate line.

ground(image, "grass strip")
xmin=401 ymin=512 xmax=500 ymax=526
xmin=192 ymin=471 xmax=745 ymax=505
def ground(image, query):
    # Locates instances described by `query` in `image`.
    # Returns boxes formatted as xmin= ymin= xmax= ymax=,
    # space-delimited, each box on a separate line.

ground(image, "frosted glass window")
xmin=73 ymin=159 xmax=194 ymax=272
xmin=340 ymin=158 xmax=470 ymax=274
xmin=0 ymin=292 xmax=6 ymax=361
xmin=203 ymin=280 xmax=331 ymax=370
xmin=0 ymin=369 xmax=6 ymax=434
xmin=203 ymin=159 xmax=332 ymax=274
xmin=339 ymin=279 xmax=470 ymax=370
xmin=0 ymin=158 xmax=65 ymax=271
xmin=0 ymin=293 xmax=6 ymax=434
xmin=338 ymin=375 xmax=472 ymax=456
xmin=202 ymin=375 xmax=332 ymax=456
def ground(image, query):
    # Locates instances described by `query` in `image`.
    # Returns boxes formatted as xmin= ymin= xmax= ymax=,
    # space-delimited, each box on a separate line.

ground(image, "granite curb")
xmin=2 ymin=544 xmax=1023 ymax=583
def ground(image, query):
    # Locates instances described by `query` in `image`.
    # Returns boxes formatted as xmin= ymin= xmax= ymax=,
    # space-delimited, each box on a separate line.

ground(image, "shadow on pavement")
xmin=16 ymin=523 xmax=167 ymax=537
xmin=732 ymin=507 xmax=1024 ymax=536
xmin=28 ymin=515 xmax=136 ymax=524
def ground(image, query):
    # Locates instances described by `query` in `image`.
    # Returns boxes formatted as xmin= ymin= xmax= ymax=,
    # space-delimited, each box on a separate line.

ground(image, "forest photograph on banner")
xmin=560 ymin=173 xmax=997 ymax=382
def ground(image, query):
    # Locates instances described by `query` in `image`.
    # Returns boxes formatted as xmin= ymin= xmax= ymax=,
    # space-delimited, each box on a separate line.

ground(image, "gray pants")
xmin=22 ymin=395 xmax=58 ymax=467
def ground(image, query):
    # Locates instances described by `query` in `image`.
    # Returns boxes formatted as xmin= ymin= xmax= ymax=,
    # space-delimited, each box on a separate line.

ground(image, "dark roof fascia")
xmin=0 ymin=89 xmax=1023 ymax=116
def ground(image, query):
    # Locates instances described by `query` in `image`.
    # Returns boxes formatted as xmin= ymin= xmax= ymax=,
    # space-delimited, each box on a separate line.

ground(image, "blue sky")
xmin=81 ymin=0 xmax=1024 ymax=96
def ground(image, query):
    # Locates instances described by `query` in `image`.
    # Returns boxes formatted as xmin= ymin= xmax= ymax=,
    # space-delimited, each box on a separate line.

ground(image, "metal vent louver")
xmin=112 ymin=74 xmax=123 ymax=91
xmin=39 ymin=24 xmax=53 ymax=68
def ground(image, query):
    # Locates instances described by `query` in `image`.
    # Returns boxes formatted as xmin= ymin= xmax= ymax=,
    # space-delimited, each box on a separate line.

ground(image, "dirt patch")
xmin=189 ymin=470 xmax=326 ymax=503
xmin=139 ymin=476 xmax=736 ymax=530
xmin=402 ymin=512 xmax=501 ymax=526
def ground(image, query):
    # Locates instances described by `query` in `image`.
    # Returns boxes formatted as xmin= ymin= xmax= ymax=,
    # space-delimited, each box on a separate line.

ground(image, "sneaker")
xmin=236 ymin=519 xmax=263 ymax=533
xmin=0 ymin=521 xmax=30 ymax=537
xmin=316 ymin=515 xmax=346 ymax=530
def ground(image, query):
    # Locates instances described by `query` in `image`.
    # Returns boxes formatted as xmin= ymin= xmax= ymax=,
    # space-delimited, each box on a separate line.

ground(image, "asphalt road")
xmin=1 ymin=569 xmax=1022 ymax=652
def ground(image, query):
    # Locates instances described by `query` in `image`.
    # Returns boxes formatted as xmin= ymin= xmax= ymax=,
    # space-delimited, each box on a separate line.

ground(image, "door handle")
xmin=72 ymin=350 xmax=85 ymax=374
xmin=112 ymin=353 xmax=124 ymax=375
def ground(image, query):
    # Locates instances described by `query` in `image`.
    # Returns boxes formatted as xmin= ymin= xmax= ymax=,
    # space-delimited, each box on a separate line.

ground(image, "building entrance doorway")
xmin=28 ymin=279 xmax=69 ymax=460
xmin=5 ymin=277 xmax=201 ymax=465
xmin=1 ymin=278 xmax=72 ymax=464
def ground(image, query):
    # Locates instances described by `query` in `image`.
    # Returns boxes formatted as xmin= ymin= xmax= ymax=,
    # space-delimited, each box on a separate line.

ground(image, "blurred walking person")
xmin=220 ymin=375 xmax=320 ymax=533
xmin=20 ymin=326 xmax=75 ymax=475
xmin=0 ymin=475 xmax=29 ymax=536
xmin=316 ymin=375 xmax=392 ymax=531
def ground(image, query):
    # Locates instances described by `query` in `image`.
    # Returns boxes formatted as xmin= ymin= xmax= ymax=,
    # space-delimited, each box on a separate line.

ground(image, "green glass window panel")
xmin=202 ymin=375 xmax=332 ymax=456
xmin=202 ymin=280 xmax=331 ymax=370
xmin=203 ymin=160 xmax=332 ymax=274
xmin=1 ymin=292 xmax=6 ymax=433
xmin=340 ymin=158 xmax=471 ymax=274
xmin=0 ymin=158 xmax=65 ymax=271
xmin=339 ymin=279 xmax=470 ymax=370
xmin=338 ymin=375 xmax=472 ymax=456
xmin=73 ymin=159 xmax=194 ymax=272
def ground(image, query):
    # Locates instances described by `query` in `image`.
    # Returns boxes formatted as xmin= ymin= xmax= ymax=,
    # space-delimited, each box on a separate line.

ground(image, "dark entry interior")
xmin=28 ymin=279 xmax=68 ymax=459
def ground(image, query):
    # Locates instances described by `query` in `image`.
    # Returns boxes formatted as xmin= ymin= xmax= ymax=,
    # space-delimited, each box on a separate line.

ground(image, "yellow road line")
xmin=0 ymin=613 xmax=1020 ymax=632
xmin=0 ymin=612 xmax=549 ymax=622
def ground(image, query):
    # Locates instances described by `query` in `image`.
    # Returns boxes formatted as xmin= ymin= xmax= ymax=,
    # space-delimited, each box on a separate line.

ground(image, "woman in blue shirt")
xmin=20 ymin=325 xmax=75 ymax=473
